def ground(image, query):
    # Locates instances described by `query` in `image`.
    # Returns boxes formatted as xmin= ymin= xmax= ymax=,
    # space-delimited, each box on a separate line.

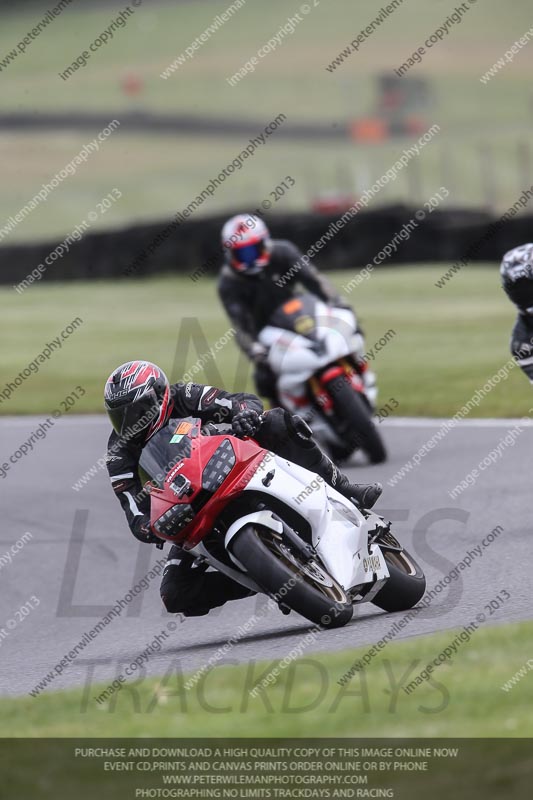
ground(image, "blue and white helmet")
xmin=221 ymin=214 xmax=272 ymax=276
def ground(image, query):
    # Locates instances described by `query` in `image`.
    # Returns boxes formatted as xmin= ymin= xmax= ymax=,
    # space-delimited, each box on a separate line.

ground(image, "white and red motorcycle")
xmin=140 ymin=418 xmax=425 ymax=629
xmin=258 ymin=294 xmax=387 ymax=464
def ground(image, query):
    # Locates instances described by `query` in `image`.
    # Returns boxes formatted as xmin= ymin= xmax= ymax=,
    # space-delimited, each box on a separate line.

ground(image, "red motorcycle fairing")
xmin=321 ymin=359 xmax=365 ymax=394
xmin=147 ymin=425 xmax=268 ymax=548
xmin=306 ymin=357 xmax=365 ymax=413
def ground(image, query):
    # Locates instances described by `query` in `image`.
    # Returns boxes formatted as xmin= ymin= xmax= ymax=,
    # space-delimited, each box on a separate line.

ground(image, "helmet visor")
xmin=506 ymin=278 xmax=533 ymax=312
xmin=232 ymin=242 xmax=264 ymax=268
xmin=108 ymin=389 xmax=160 ymax=440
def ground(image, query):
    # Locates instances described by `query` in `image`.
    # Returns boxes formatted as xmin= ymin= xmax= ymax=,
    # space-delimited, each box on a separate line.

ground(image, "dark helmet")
xmin=221 ymin=214 xmax=272 ymax=276
xmin=501 ymin=243 xmax=533 ymax=313
xmin=104 ymin=360 xmax=173 ymax=442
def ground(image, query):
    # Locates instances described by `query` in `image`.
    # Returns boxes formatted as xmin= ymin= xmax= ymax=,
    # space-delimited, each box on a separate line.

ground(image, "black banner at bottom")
xmin=1 ymin=738 xmax=531 ymax=800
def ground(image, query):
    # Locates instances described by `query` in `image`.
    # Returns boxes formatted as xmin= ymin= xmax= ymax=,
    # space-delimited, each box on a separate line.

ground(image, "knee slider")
xmin=285 ymin=412 xmax=314 ymax=445
xmin=161 ymin=586 xmax=188 ymax=614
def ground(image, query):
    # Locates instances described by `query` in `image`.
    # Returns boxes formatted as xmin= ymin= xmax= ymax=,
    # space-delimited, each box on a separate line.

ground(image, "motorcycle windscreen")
xmin=138 ymin=418 xmax=196 ymax=488
xmin=268 ymin=294 xmax=319 ymax=335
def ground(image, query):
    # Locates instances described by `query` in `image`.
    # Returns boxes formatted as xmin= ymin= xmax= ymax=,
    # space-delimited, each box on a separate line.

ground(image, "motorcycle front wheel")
xmin=229 ymin=524 xmax=353 ymax=628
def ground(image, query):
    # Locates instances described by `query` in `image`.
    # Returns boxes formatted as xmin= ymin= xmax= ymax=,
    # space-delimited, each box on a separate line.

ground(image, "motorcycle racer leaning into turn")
xmin=104 ymin=360 xmax=382 ymax=617
xmin=501 ymin=243 xmax=533 ymax=382
xmin=217 ymin=213 xmax=375 ymax=407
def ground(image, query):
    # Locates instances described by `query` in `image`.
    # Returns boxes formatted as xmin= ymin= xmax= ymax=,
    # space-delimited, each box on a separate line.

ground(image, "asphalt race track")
xmin=1 ymin=415 xmax=531 ymax=699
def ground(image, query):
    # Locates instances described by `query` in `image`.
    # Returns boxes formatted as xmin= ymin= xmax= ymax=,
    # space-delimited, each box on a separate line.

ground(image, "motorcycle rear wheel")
xmin=372 ymin=547 xmax=426 ymax=612
xmin=326 ymin=374 xmax=387 ymax=464
xmin=229 ymin=524 xmax=353 ymax=628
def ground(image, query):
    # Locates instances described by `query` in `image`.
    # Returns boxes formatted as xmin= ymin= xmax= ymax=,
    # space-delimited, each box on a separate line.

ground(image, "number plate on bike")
xmin=363 ymin=555 xmax=382 ymax=572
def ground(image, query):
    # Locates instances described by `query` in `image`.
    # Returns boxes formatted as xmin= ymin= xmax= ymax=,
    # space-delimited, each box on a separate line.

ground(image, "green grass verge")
xmin=2 ymin=619 xmax=531 ymax=737
xmin=1 ymin=0 xmax=533 ymax=241
xmin=1 ymin=128 xmax=530 ymax=246
xmin=1 ymin=0 xmax=530 ymax=119
xmin=0 ymin=265 xmax=527 ymax=417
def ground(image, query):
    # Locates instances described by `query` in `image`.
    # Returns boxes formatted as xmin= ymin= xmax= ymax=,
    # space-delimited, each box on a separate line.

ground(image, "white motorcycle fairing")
xmin=259 ymin=302 xmax=366 ymax=405
xmin=218 ymin=452 xmax=390 ymax=598
xmin=259 ymin=302 xmax=377 ymax=453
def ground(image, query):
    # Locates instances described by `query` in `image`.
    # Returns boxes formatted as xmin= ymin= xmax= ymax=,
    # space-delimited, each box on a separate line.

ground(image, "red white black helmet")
xmin=104 ymin=361 xmax=173 ymax=443
xmin=221 ymin=213 xmax=272 ymax=275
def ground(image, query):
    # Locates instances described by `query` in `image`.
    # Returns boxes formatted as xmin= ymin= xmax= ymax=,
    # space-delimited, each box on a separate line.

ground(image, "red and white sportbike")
xmin=258 ymin=294 xmax=386 ymax=464
xmin=140 ymin=418 xmax=425 ymax=628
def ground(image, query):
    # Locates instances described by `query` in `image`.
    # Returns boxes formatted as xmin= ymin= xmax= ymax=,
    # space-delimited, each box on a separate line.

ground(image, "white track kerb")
xmin=387 ymin=353 xmax=526 ymax=487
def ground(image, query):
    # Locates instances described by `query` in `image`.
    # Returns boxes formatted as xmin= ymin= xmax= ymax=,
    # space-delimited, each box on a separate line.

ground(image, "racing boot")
xmin=259 ymin=409 xmax=382 ymax=510
xmin=285 ymin=413 xmax=382 ymax=509
xmin=312 ymin=450 xmax=382 ymax=510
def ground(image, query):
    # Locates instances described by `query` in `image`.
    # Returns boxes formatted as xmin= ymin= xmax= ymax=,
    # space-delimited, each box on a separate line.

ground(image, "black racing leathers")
xmin=501 ymin=245 xmax=533 ymax=382
xmin=156 ymin=406 xmax=357 ymax=617
xmin=106 ymin=380 xmax=371 ymax=617
xmin=106 ymin=382 xmax=262 ymax=544
xmin=511 ymin=313 xmax=533 ymax=383
xmin=501 ymin=243 xmax=533 ymax=314
xmin=217 ymin=239 xmax=344 ymax=359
